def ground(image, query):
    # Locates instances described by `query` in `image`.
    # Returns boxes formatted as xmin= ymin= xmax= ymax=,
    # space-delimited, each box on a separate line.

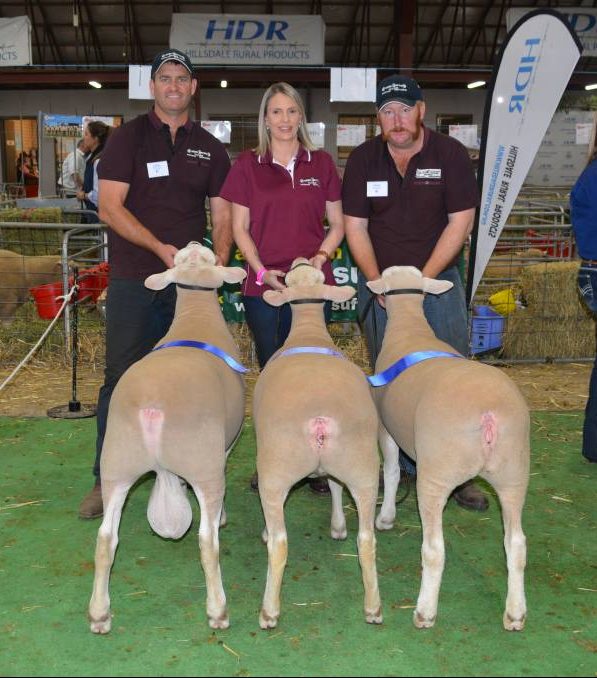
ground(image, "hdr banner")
xmin=466 ymin=10 xmax=582 ymax=303
xmin=170 ymin=13 xmax=325 ymax=65
xmin=0 ymin=16 xmax=32 ymax=66
xmin=508 ymin=7 xmax=597 ymax=56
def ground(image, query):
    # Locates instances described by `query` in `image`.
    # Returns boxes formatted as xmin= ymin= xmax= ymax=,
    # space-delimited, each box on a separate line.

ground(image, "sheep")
xmin=88 ymin=242 xmax=247 ymax=634
xmin=367 ymin=265 xmax=530 ymax=632
xmin=0 ymin=248 xmax=64 ymax=323
xmin=253 ymin=257 xmax=382 ymax=629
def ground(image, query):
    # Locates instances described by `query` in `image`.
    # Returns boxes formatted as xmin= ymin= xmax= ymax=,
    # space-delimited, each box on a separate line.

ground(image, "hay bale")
xmin=501 ymin=310 xmax=594 ymax=359
xmin=0 ymin=207 xmax=67 ymax=255
xmin=519 ymin=261 xmax=583 ymax=317
xmin=502 ymin=260 xmax=595 ymax=359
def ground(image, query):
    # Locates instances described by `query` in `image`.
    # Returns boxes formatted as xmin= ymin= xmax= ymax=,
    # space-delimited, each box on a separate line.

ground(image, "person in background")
xmin=59 ymin=138 xmax=86 ymax=197
xmin=78 ymin=48 xmax=233 ymax=519
xmin=570 ymin=142 xmax=597 ymax=464
xmin=16 ymin=151 xmax=33 ymax=183
xmin=219 ymin=81 xmax=344 ymax=494
xmin=77 ymin=121 xmax=111 ymax=223
xmin=342 ymin=74 xmax=488 ymax=511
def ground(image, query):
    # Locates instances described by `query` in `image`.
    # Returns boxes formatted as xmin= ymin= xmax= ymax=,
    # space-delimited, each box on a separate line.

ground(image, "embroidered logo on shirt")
xmin=415 ymin=168 xmax=442 ymax=179
xmin=299 ymin=177 xmax=321 ymax=187
xmin=187 ymin=149 xmax=211 ymax=161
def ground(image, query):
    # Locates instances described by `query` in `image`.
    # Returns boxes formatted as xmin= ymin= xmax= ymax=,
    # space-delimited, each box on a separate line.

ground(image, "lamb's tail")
xmin=147 ymin=469 xmax=193 ymax=539
xmin=139 ymin=407 xmax=192 ymax=538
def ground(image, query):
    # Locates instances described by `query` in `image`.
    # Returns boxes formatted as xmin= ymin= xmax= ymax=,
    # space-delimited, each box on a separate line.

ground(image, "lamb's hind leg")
xmin=88 ymin=480 xmax=133 ymax=634
xmin=414 ymin=480 xmax=450 ymax=629
xmin=259 ymin=487 xmax=289 ymax=629
xmin=192 ymin=483 xmax=229 ymax=629
xmin=376 ymin=422 xmax=400 ymax=530
xmin=496 ymin=485 xmax=527 ymax=631
xmin=350 ymin=486 xmax=382 ymax=624
xmin=329 ymin=478 xmax=347 ymax=540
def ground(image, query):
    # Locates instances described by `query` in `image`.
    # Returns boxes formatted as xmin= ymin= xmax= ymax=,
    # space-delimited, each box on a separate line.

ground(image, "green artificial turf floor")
xmin=0 ymin=413 xmax=595 ymax=677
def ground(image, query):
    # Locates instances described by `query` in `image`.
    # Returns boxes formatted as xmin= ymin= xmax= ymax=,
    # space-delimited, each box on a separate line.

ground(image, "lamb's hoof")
xmin=219 ymin=509 xmax=227 ymax=528
xmin=209 ymin=613 xmax=230 ymax=630
xmin=89 ymin=613 xmax=112 ymax=634
xmin=260 ymin=528 xmax=268 ymax=544
xmin=503 ymin=611 xmax=526 ymax=632
xmin=413 ymin=609 xmax=436 ymax=629
xmin=259 ymin=610 xmax=279 ymax=629
xmin=365 ymin=607 xmax=383 ymax=624
xmin=331 ymin=526 xmax=347 ymax=540
xmin=375 ymin=515 xmax=395 ymax=531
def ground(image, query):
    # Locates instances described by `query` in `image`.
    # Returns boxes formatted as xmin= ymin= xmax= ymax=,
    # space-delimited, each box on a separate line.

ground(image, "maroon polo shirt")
xmin=342 ymin=126 xmax=479 ymax=272
xmin=98 ymin=110 xmax=231 ymax=279
xmin=220 ymin=147 xmax=341 ymax=296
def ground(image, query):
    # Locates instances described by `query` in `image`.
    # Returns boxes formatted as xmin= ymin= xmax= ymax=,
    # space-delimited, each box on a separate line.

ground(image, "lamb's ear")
xmin=222 ymin=267 xmax=247 ymax=284
xmin=367 ymin=278 xmax=386 ymax=295
xmin=263 ymin=288 xmax=291 ymax=307
xmin=145 ymin=269 xmax=174 ymax=290
xmin=423 ymin=277 xmax=453 ymax=295
xmin=324 ymin=285 xmax=355 ymax=303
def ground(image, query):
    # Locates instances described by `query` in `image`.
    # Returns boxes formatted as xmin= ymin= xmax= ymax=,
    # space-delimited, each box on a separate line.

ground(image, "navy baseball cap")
xmin=151 ymin=49 xmax=194 ymax=78
xmin=377 ymin=75 xmax=423 ymax=110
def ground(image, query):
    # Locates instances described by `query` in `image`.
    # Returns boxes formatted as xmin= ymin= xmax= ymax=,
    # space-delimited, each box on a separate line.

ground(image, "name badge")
xmin=147 ymin=161 xmax=169 ymax=178
xmin=415 ymin=168 xmax=442 ymax=179
xmin=367 ymin=181 xmax=388 ymax=197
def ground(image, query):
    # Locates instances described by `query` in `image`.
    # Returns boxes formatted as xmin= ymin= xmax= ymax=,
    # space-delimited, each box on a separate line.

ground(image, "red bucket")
xmin=29 ymin=282 xmax=67 ymax=319
xmin=78 ymin=263 xmax=109 ymax=302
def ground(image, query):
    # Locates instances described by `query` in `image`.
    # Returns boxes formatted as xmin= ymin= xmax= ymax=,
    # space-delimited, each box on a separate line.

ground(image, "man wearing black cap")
xmin=342 ymin=74 xmax=488 ymax=511
xmin=78 ymin=48 xmax=233 ymax=519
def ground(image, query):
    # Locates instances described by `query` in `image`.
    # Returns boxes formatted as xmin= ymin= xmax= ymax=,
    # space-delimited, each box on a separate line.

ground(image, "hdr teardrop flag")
xmin=466 ymin=10 xmax=582 ymax=304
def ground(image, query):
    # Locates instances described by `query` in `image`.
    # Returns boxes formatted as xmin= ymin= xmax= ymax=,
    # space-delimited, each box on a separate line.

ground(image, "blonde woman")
xmin=220 ymin=82 xmax=344 ymax=368
xmin=220 ymin=82 xmax=344 ymax=494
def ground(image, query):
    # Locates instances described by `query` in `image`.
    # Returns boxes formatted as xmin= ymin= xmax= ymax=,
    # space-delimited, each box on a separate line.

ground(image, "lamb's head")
xmin=263 ymin=257 xmax=355 ymax=307
xmin=144 ymin=241 xmax=247 ymax=290
xmin=367 ymin=265 xmax=454 ymax=296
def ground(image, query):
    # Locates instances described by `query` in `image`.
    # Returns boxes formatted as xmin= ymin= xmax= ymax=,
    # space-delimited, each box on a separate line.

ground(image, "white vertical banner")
xmin=0 ymin=16 xmax=32 ymax=66
xmin=466 ymin=9 xmax=582 ymax=303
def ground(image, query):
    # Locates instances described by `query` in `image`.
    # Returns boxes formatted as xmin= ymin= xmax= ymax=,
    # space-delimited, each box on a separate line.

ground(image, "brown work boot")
xmin=451 ymin=479 xmax=489 ymax=511
xmin=79 ymin=482 xmax=103 ymax=519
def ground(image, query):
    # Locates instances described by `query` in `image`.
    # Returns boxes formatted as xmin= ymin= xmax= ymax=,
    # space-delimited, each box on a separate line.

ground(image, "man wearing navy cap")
xmin=343 ymin=74 xmax=488 ymax=511
xmin=78 ymin=48 xmax=233 ymax=519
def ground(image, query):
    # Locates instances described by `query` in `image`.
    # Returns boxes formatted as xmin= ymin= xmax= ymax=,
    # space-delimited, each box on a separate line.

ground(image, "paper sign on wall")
xmin=330 ymin=68 xmax=377 ymax=102
xmin=448 ymin=124 xmax=479 ymax=149
xmin=128 ymin=65 xmax=153 ymax=100
xmin=337 ymin=124 xmax=366 ymax=147
xmin=201 ymin=120 xmax=231 ymax=144
xmin=307 ymin=122 xmax=325 ymax=148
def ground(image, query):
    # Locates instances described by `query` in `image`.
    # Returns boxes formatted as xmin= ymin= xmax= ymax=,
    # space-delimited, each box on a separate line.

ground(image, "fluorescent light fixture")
xmin=585 ymin=83 xmax=597 ymax=91
xmin=467 ymin=80 xmax=486 ymax=89
xmin=220 ymin=80 xmax=228 ymax=88
xmin=89 ymin=80 xmax=102 ymax=89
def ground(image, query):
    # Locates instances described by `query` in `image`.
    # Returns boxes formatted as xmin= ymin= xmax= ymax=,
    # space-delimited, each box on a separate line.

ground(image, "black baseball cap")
xmin=151 ymin=49 xmax=194 ymax=78
xmin=377 ymin=75 xmax=423 ymax=110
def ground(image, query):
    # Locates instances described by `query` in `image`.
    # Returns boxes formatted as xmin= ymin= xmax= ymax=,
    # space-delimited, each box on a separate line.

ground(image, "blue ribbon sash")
xmin=273 ymin=346 xmax=345 ymax=360
xmin=368 ymin=350 xmax=463 ymax=387
xmin=152 ymin=340 xmax=249 ymax=374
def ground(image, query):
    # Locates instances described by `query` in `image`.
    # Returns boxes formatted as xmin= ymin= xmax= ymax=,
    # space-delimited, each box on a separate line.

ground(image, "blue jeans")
xmin=243 ymin=295 xmax=332 ymax=369
xmin=357 ymin=266 xmax=469 ymax=475
xmin=577 ymin=264 xmax=597 ymax=462
xmin=94 ymin=279 xmax=177 ymax=478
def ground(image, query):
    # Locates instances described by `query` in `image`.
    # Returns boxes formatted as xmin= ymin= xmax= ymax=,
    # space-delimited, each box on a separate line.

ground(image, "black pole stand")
xmin=47 ymin=267 xmax=97 ymax=419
